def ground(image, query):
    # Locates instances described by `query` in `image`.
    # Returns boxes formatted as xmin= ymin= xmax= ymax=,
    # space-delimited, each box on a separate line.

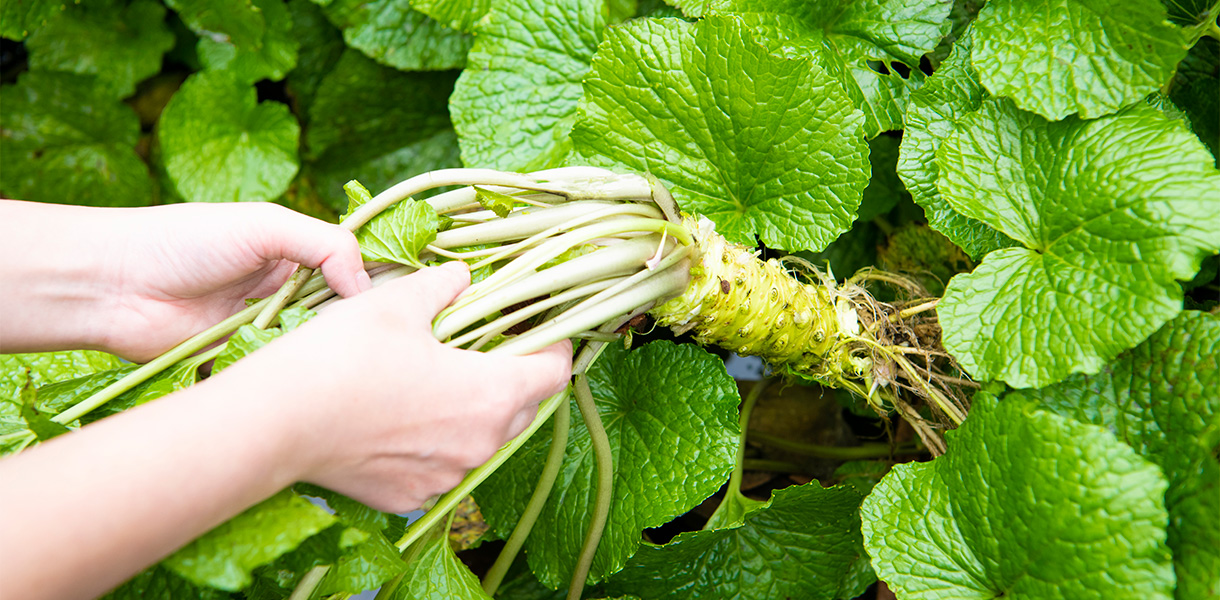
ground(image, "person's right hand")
xmin=209 ymin=261 xmax=573 ymax=512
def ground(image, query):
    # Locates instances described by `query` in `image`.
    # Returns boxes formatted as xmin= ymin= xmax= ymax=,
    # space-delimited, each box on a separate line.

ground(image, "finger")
xmin=500 ymin=339 xmax=574 ymax=402
xmin=366 ymin=262 xmax=472 ymax=323
xmin=506 ymin=403 xmax=541 ymax=441
xmin=247 ymin=206 xmax=372 ymax=298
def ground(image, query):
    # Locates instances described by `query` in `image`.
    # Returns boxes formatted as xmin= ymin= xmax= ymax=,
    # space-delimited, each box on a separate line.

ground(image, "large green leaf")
xmin=158 ymin=71 xmax=300 ymax=203
xmin=1010 ymin=311 xmax=1220 ymax=600
xmin=0 ymin=71 xmax=152 ymax=206
xmin=0 ymin=350 xmax=125 ymax=404
xmin=572 ymin=16 xmax=869 ymax=252
xmin=896 ymin=31 xmax=1015 ymax=259
xmin=197 ymin=0 xmax=299 ymax=83
xmin=163 ymin=490 xmax=335 ymax=591
xmin=412 ymin=0 xmax=493 ymax=32
xmin=285 ymin=0 xmax=346 ymax=121
xmin=717 ymin=0 xmax=952 ymax=138
xmin=318 ymin=528 xmax=405 ymax=595
xmin=606 ymin=483 xmax=869 ymax=600
xmin=1 ymin=0 xmax=67 ymax=40
xmin=311 ymin=0 xmax=471 ymax=71
xmin=937 ymin=99 xmax=1220 ymax=388
xmin=449 ymin=0 xmax=607 ymax=171
xmin=24 ymin=0 xmax=175 ymax=99
xmin=305 ymin=49 xmax=459 ymax=210
xmin=474 ymin=341 xmax=741 ymax=588
xmin=861 ymin=394 xmax=1175 ymax=599
xmin=1169 ymin=37 xmax=1219 ymax=165
xmin=971 ymin=0 xmax=1190 ymax=120
xmin=164 ymin=0 xmax=265 ymax=51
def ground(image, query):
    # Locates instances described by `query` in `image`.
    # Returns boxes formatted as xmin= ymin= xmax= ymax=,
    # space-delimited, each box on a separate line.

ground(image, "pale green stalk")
xmin=481 ymin=399 xmax=572 ymax=596
xmin=566 ymin=374 xmax=613 ymax=600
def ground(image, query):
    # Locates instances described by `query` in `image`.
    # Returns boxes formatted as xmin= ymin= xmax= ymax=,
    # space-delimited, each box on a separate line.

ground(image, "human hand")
xmin=0 ymin=200 xmax=370 ymax=362
xmin=96 ymin=203 xmax=371 ymax=361
xmin=210 ymin=262 xmax=573 ymax=513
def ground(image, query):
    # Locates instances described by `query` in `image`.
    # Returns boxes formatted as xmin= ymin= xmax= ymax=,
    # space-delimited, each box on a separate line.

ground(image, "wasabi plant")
xmin=3 ymin=0 xmax=1219 ymax=599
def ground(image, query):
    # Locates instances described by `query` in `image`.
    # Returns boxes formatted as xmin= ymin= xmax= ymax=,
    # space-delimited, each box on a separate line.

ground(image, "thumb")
xmin=370 ymin=262 xmax=472 ymax=324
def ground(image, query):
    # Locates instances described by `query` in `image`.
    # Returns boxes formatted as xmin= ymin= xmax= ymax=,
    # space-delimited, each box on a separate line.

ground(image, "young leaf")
xmin=861 ymin=394 xmax=1176 ymax=599
xmin=197 ymin=0 xmax=299 ymax=83
xmin=103 ymin=565 xmax=231 ymax=600
xmin=896 ymin=31 xmax=1016 ymax=259
xmin=474 ymin=341 xmax=741 ymax=588
xmin=1009 ymin=311 xmax=1219 ymax=600
xmin=211 ymin=325 xmax=283 ymax=374
xmin=158 ymin=71 xmax=300 ymax=203
xmin=30 ymin=365 xmax=139 ymax=416
xmin=24 ymin=0 xmax=175 ymax=99
xmin=716 ymin=0 xmax=953 ymax=138
xmin=310 ymin=0 xmax=471 ymax=71
xmin=937 ymin=99 xmax=1220 ymax=388
xmin=384 ymin=521 xmax=491 ymax=600
xmin=318 ymin=528 xmax=405 ymax=596
xmin=449 ymin=0 xmax=607 ymax=171
xmin=971 ymin=0 xmax=1190 ymax=120
xmin=356 ymin=198 xmax=439 ymax=267
xmin=474 ymin=186 xmax=520 ymax=218
xmin=0 ymin=350 xmax=125 ymax=402
xmin=606 ymin=483 xmax=871 ymax=600
xmin=163 ymin=490 xmax=336 ymax=591
xmin=13 ymin=382 xmax=70 ymax=441
xmin=0 ymin=71 xmax=153 ymax=206
xmin=572 ymin=16 xmax=869 ymax=253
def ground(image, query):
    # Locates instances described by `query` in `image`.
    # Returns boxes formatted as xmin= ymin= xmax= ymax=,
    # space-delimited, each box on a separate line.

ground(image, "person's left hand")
xmin=0 ymin=200 xmax=370 ymax=362
xmin=96 ymin=203 xmax=372 ymax=361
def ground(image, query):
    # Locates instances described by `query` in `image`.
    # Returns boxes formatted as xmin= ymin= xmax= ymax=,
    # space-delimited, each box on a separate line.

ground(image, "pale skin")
xmin=0 ymin=200 xmax=572 ymax=599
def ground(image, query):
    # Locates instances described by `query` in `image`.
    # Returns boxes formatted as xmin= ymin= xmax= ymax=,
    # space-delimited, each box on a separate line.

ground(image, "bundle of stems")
xmin=18 ymin=166 xmax=971 ymax=600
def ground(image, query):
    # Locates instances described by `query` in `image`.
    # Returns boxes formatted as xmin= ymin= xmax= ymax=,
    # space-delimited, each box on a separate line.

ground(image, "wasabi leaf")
xmin=318 ymin=529 xmax=405 ymax=595
xmin=164 ymin=490 xmax=336 ymax=591
xmin=896 ymin=31 xmax=1016 ymax=259
xmin=475 ymin=341 xmax=741 ymax=587
xmin=285 ymin=0 xmax=346 ymax=120
xmin=305 ymin=50 xmax=459 ymax=210
xmin=384 ymin=523 xmax=490 ymax=599
xmin=718 ymin=0 xmax=952 ymax=138
xmin=0 ymin=71 xmax=152 ymax=206
xmin=572 ymin=16 xmax=869 ymax=252
xmin=411 ymin=0 xmax=493 ymax=32
xmin=449 ymin=0 xmax=606 ymax=171
xmin=971 ymin=0 xmax=1190 ymax=120
xmin=104 ymin=566 xmax=230 ymax=600
xmin=1010 ymin=312 xmax=1220 ymax=600
xmin=164 ymin=0 xmax=264 ymax=51
xmin=861 ymin=394 xmax=1176 ymax=599
xmin=1 ymin=0 xmax=68 ymax=40
xmin=0 ymin=350 xmax=125 ymax=404
xmin=25 ymin=0 xmax=175 ymax=98
xmin=212 ymin=325 xmax=283 ymax=374
xmin=158 ymin=71 xmax=300 ymax=203
xmin=311 ymin=0 xmax=471 ymax=71
xmin=197 ymin=0 xmax=299 ymax=83
xmin=937 ymin=99 xmax=1220 ymax=387
xmin=356 ymin=199 xmax=439 ymax=267
xmin=606 ymin=483 xmax=869 ymax=600
xmin=1168 ymin=37 xmax=1219 ymax=164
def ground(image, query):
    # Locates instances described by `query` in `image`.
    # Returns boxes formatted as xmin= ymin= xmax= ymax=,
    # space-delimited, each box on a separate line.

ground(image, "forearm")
xmin=0 ymin=373 xmax=305 ymax=600
xmin=0 ymin=200 xmax=121 ymax=354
